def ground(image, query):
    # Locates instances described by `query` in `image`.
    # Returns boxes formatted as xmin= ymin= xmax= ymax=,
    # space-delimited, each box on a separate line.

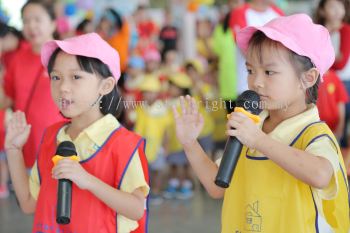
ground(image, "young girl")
xmin=2 ymin=0 xmax=63 ymax=169
xmin=173 ymin=14 xmax=349 ymax=232
xmin=5 ymin=33 xmax=149 ymax=233
xmin=134 ymin=77 xmax=171 ymax=205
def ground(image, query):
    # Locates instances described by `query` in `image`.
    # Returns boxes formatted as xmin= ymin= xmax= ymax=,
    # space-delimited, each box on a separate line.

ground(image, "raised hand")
xmin=172 ymin=95 xmax=204 ymax=145
xmin=5 ymin=111 xmax=31 ymax=150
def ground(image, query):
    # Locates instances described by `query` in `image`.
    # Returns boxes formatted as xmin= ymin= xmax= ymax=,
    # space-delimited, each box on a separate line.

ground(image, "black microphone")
xmin=215 ymin=90 xmax=262 ymax=188
xmin=56 ymin=141 xmax=77 ymax=225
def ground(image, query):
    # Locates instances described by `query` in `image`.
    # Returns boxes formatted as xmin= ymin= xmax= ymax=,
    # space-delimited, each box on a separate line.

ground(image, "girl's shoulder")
xmin=105 ymin=126 xmax=143 ymax=149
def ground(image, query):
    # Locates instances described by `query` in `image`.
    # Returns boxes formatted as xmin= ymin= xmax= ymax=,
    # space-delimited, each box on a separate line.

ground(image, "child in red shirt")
xmin=317 ymin=70 xmax=349 ymax=139
xmin=2 ymin=1 xmax=63 ymax=168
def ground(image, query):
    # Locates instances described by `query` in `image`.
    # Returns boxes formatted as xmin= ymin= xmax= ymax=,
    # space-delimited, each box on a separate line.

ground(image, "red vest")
xmin=32 ymin=121 xmax=149 ymax=233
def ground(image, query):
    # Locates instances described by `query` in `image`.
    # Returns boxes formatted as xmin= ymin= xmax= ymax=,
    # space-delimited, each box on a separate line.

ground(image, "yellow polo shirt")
xmin=29 ymin=114 xmax=149 ymax=233
xmin=217 ymin=105 xmax=339 ymax=198
xmin=217 ymin=105 xmax=342 ymax=232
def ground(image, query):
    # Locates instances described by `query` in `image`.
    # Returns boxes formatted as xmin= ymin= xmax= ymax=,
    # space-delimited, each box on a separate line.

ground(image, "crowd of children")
xmin=0 ymin=0 xmax=349 ymax=221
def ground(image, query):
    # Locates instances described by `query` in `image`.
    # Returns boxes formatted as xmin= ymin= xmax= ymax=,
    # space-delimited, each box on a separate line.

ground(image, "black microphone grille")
xmin=236 ymin=90 xmax=262 ymax=115
xmin=56 ymin=141 xmax=77 ymax=157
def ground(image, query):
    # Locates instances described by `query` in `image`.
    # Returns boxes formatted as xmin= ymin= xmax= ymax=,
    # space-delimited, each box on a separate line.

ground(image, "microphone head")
xmin=56 ymin=141 xmax=77 ymax=157
xmin=236 ymin=90 xmax=262 ymax=115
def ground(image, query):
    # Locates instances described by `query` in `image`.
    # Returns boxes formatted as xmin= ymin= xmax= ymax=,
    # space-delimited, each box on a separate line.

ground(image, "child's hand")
xmin=226 ymin=112 xmax=265 ymax=150
xmin=5 ymin=111 xmax=31 ymax=150
xmin=52 ymin=159 xmax=92 ymax=190
xmin=172 ymin=95 xmax=204 ymax=146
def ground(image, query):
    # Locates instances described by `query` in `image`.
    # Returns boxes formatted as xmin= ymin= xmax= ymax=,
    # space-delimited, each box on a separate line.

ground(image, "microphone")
xmin=215 ymin=90 xmax=262 ymax=188
xmin=55 ymin=141 xmax=77 ymax=225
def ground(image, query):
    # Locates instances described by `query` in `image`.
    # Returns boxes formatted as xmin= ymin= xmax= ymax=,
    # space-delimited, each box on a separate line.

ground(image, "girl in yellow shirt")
xmin=172 ymin=14 xmax=349 ymax=233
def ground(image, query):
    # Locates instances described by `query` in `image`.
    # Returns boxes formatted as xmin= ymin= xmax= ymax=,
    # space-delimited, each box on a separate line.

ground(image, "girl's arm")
xmin=182 ymin=140 xmax=225 ymax=199
xmin=6 ymin=148 xmax=36 ymax=213
xmin=227 ymin=112 xmax=334 ymax=189
xmin=5 ymin=111 xmax=36 ymax=213
xmin=173 ymin=96 xmax=225 ymax=199
xmin=52 ymin=158 xmax=145 ymax=221
xmin=256 ymin=135 xmax=333 ymax=189
xmin=87 ymin=176 xmax=145 ymax=220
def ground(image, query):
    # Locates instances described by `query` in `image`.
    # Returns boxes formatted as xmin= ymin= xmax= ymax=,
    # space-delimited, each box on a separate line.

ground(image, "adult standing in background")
xmin=1 ymin=0 xmax=63 ymax=168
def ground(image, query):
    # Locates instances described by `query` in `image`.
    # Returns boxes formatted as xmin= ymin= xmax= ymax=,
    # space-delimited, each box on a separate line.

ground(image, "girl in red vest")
xmin=5 ymin=33 xmax=150 ymax=233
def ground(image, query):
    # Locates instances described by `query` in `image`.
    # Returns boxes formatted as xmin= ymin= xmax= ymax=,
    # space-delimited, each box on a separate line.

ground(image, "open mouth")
xmin=58 ymin=98 xmax=74 ymax=110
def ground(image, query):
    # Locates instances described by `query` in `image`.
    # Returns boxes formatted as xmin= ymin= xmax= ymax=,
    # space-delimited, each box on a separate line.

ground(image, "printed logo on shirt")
xmin=327 ymin=83 xmax=335 ymax=94
xmin=245 ymin=201 xmax=262 ymax=232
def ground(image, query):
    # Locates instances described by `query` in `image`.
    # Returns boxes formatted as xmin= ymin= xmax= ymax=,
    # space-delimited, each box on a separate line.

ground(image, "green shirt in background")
xmin=212 ymin=25 xmax=237 ymax=100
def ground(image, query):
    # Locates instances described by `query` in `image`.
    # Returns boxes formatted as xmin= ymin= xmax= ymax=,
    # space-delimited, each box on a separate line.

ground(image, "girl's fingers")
xmin=226 ymin=129 xmax=238 ymax=137
xmin=197 ymin=114 xmax=204 ymax=127
xmin=227 ymin=119 xmax=241 ymax=130
xmin=53 ymin=166 xmax=73 ymax=177
xmin=230 ymin=113 xmax=249 ymax=125
xmin=20 ymin=112 xmax=27 ymax=127
xmin=190 ymin=97 xmax=198 ymax=115
xmin=172 ymin=105 xmax=179 ymax=119
xmin=179 ymin=96 xmax=188 ymax=115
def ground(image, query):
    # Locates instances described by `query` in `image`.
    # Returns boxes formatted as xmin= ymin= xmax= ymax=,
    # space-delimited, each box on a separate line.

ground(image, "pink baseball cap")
xmin=143 ymin=49 xmax=161 ymax=62
xmin=41 ymin=33 xmax=121 ymax=80
xmin=236 ymin=14 xmax=335 ymax=78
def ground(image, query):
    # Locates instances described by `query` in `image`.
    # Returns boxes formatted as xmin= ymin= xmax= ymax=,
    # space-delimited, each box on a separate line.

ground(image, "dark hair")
xmin=248 ymin=31 xmax=320 ymax=104
xmin=222 ymin=11 xmax=231 ymax=33
xmin=168 ymin=80 xmax=190 ymax=96
xmin=76 ymin=19 xmax=91 ymax=32
xmin=0 ymin=22 xmax=23 ymax=39
xmin=21 ymin=0 xmax=56 ymax=21
xmin=105 ymin=8 xmax=123 ymax=30
xmin=185 ymin=63 xmax=196 ymax=72
xmin=47 ymin=48 xmax=123 ymax=118
xmin=315 ymin=0 xmax=349 ymax=25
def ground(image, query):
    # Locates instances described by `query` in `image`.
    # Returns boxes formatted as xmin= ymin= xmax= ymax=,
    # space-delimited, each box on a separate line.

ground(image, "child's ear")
xmin=300 ymin=68 xmax=319 ymax=89
xmin=100 ymin=76 xmax=116 ymax=95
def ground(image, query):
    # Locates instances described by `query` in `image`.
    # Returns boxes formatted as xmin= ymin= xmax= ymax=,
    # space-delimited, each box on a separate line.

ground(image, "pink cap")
xmin=236 ymin=14 xmax=335 ymax=79
xmin=41 ymin=33 xmax=121 ymax=80
xmin=143 ymin=49 xmax=161 ymax=62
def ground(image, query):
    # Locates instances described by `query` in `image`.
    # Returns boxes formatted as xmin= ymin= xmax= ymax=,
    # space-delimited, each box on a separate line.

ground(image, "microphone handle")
xmin=215 ymin=136 xmax=243 ymax=188
xmin=56 ymin=179 xmax=72 ymax=224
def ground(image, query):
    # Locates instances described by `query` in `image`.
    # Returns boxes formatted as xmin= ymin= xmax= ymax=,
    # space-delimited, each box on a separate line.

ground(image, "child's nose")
xmin=59 ymin=79 xmax=71 ymax=93
xmin=253 ymin=73 xmax=264 ymax=89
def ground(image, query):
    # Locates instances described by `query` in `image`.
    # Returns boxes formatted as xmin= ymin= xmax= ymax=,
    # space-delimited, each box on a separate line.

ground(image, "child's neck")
xmin=326 ymin=21 xmax=343 ymax=33
xmin=66 ymin=111 xmax=104 ymax=141
xmin=263 ymin=102 xmax=308 ymax=134
xmin=249 ymin=1 xmax=270 ymax=12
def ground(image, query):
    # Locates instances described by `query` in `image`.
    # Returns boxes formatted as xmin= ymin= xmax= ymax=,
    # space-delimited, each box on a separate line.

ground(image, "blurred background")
xmin=0 ymin=0 xmax=349 ymax=232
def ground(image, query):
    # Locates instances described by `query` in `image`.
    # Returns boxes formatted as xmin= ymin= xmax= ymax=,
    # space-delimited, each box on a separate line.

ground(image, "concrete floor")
xmin=0 ymin=190 xmax=222 ymax=233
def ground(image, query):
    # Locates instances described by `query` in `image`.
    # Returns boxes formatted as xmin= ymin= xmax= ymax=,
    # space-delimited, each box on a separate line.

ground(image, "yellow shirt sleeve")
xmin=29 ymin=161 xmax=40 ymax=200
xmin=305 ymin=136 xmax=340 ymax=200
xmin=117 ymin=150 xmax=150 ymax=233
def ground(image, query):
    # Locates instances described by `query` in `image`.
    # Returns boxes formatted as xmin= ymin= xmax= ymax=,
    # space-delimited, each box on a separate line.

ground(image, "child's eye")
xmin=247 ymin=69 xmax=253 ymax=75
xmin=265 ymin=70 xmax=275 ymax=76
xmin=50 ymin=75 xmax=60 ymax=81
xmin=73 ymin=75 xmax=82 ymax=80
